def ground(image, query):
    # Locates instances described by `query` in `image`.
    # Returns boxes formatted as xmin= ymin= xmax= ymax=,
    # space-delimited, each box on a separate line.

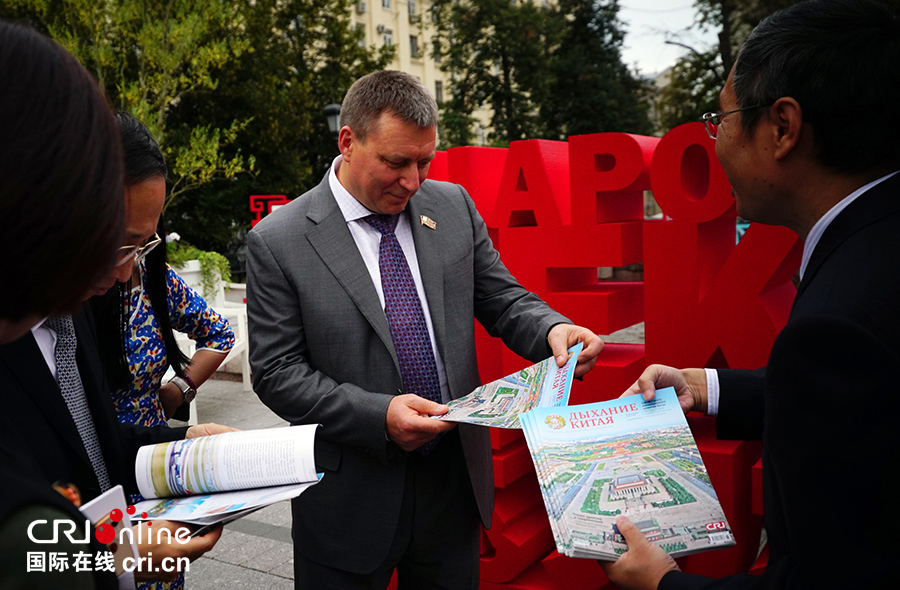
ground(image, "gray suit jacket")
xmin=247 ymin=175 xmax=568 ymax=572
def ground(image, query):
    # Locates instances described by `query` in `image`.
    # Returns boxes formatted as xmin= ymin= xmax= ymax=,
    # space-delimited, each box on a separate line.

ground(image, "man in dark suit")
xmin=0 ymin=309 xmax=230 ymax=586
xmin=247 ymin=70 xmax=603 ymax=588
xmin=0 ymin=309 xmax=204 ymax=502
xmin=603 ymin=1 xmax=900 ymax=589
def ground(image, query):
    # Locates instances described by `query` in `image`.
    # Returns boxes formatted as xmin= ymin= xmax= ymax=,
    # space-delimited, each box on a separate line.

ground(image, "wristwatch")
xmin=168 ymin=375 xmax=197 ymax=404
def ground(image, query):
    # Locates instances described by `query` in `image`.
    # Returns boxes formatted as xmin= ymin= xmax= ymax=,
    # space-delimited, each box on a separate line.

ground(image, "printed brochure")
xmin=80 ymin=485 xmax=139 ymax=585
xmin=521 ymin=388 xmax=735 ymax=560
xmin=132 ymin=425 xmax=322 ymax=526
xmin=435 ymin=343 xmax=582 ymax=429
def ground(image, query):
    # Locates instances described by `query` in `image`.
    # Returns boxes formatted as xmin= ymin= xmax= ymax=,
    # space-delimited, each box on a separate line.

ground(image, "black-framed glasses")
xmin=116 ymin=232 xmax=161 ymax=266
xmin=701 ymin=103 xmax=773 ymax=139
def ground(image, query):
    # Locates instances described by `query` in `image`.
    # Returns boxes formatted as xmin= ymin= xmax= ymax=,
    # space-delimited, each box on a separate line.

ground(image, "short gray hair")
xmin=340 ymin=70 xmax=438 ymax=141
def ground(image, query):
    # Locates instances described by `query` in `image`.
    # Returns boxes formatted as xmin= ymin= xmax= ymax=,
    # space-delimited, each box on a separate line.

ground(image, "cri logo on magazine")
xmin=705 ymin=521 xmax=728 ymax=532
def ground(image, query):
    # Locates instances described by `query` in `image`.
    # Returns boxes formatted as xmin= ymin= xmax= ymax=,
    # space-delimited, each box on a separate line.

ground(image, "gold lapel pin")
xmin=420 ymin=215 xmax=437 ymax=230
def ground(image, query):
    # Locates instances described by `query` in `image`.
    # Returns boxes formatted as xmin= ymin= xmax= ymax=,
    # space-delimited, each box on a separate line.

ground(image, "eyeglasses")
xmin=701 ymin=103 xmax=773 ymax=139
xmin=116 ymin=232 xmax=161 ymax=266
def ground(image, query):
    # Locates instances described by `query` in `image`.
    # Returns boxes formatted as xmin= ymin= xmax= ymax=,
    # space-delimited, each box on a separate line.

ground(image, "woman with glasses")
xmin=90 ymin=112 xmax=234 ymax=439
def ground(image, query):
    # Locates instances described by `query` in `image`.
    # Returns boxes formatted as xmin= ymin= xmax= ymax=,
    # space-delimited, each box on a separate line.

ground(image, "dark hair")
xmin=0 ymin=21 xmax=124 ymax=321
xmin=116 ymin=111 xmax=168 ymax=184
xmin=91 ymin=113 xmax=189 ymax=390
xmin=732 ymin=0 xmax=900 ymax=175
xmin=340 ymin=70 xmax=438 ymax=141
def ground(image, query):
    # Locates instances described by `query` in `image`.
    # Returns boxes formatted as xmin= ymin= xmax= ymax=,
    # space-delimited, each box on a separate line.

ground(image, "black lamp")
xmin=323 ymin=102 xmax=342 ymax=139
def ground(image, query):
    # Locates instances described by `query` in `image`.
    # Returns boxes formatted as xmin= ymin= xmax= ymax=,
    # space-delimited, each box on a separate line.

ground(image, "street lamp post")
xmin=323 ymin=102 xmax=342 ymax=140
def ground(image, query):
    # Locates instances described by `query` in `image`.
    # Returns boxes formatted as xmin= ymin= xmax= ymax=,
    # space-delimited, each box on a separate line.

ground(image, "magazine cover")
xmin=435 ymin=342 xmax=583 ymax=429
xmin=522 ymin=388 xmax=735 ymax=560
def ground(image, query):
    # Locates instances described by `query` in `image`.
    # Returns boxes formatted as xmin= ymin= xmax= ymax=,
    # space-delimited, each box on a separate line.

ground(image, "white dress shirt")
xmin=328 ymin=156 xmax=450 ymax=403
xmin=31 ymin=317 xmax=62 ymax=379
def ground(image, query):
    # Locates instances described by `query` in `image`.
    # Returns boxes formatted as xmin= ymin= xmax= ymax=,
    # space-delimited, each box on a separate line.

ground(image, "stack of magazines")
xmin=521 ymin=388 xmax=736 ymax=560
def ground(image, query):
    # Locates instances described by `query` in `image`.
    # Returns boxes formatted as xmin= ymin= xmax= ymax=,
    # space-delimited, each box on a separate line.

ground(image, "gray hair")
xmin=340 ymin=70 xmax=438 ymax=141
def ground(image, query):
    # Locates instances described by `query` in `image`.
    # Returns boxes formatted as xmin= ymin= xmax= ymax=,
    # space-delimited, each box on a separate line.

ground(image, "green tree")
xmin=2 ymin=0 xmax=393 ymax=262
xmin=656 ymin=0 xmax=809 ymax=131
xmin=163 ymin=0 xmax=393 ymax=257
xmin=541 ymin=0 xmax=652 ymax=138
xmin=432 ymin=0 xmax=649 ymax=146
xmin=2 ymin=0 xmax=255 ymax=208
xmin=432 ymin=0 xmax=548 ymax=146
xmin=657 ymin=47 xmax=721 ymax=131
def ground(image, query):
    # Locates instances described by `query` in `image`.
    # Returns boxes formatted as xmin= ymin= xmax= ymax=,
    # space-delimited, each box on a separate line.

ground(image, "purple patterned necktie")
xmin=366 ymin=214 xmax=442 ymax=454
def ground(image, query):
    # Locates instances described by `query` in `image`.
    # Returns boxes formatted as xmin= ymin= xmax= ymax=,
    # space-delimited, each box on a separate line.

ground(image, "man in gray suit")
xmin=247 ymin=70 xmax=603 ymax=589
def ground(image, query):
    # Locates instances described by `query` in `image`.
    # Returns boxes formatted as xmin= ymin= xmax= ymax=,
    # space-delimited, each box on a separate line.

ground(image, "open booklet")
xmin=434 ymin=342 xmax=583 ymax=429
xmin=522 ymin=388 xmax=735 ymax=560
xmin=131 ymin=425 xmax=322 ymax=527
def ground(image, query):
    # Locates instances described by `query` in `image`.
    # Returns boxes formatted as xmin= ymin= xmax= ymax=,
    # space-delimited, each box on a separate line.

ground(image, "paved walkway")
xmin=170 ymin=378 xmax=294 ymax=589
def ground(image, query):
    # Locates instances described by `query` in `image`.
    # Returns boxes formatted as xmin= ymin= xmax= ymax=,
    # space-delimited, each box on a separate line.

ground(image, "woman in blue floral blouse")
xmin=90 ymin=113 xmax=234 ymax=590
xmin=92 ymin=112 xmax=234 ymax=427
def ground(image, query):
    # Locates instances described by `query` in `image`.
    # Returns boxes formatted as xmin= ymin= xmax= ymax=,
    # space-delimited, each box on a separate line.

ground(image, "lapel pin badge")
xmin=420 ymin=215 xmax=437 ymax=230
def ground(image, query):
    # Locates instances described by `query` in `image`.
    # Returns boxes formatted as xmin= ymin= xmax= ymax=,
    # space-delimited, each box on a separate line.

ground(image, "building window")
xmin=408 ymin=0 xmax=416 ymax=16
xmin=435 ymin=81 xmax=443 ymax=104
xmin=433 ymin=39 xmax=442 ymax=63
xmin=383 ymin=31 xmax=393 ymax=46
xmin=382 ymin=0 xmax=390 ymax=8
xmin=410 ymin=35 xmax=419 ymax=58
xmin=355 ymin=23 xmax=366 ymax=48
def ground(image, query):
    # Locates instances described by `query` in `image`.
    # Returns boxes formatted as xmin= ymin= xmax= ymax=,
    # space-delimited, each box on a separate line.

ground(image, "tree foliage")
xmin=657 ymin=48 xmax=721 ymax=132
xmin=1 ymin=0 xmax=392 ymax=267
xmin=657 ymin=0 xmax=821 ymax=131
xmin=2 ymin=0 xmax=256 ymax=209
xmin=163 ymin=0 xmax=393 ymax=257
xmin=542 ymin=0 xmax=653 ymax=138
xmin=431 ymin=0 xmax=545 ymax=146
xmin=432 ymin=0 xmax=650 ymax=147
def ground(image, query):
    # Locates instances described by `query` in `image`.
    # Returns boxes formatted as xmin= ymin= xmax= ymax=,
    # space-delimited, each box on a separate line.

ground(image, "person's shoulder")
xmin=417 ymin=179 xmax=470 ymax=212
xmin=419 ymin=178 xmax=465 ymax=197
xmin=251 ymin=181 xmax=332 ymax=236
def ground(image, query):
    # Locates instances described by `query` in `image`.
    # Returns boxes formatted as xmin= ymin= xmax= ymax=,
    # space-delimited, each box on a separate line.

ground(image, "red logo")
xmin=705 ymin=521 xmax=727 ymax=532
xmin=94 ymin=504 xmax=150 ymax=544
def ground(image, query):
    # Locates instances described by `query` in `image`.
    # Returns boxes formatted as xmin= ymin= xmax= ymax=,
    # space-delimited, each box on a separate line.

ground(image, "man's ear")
xmin=771 ymin=97 xmax=804 ymax=160
xmin=338 ymin=126 xmax=353 ymax=161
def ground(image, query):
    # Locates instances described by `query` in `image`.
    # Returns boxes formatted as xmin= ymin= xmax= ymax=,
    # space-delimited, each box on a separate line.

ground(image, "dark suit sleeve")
xmin=0 ymin=453 xmax=117 ymax=589
xmin=462 ymin=188 xmax=570 ymax=362
xmin=660 ymin=570 xmax=757 ymax=590
xmin=715 ymin=368 xmax=766 ymax=441
xmin=664 ymin=314 xmax=899 ymax=590
xmin=117 ymin=423 xmax=187 ymax=458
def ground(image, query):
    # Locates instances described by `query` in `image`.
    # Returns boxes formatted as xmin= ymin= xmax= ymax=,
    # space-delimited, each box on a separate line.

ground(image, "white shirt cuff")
xmin=705 ymin=368 xmax=720 ymax=416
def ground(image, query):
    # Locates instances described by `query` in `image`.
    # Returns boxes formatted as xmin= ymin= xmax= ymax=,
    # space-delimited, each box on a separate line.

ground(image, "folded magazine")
xmin=522 ymin=388 xmax=735 ymax=560
xmin=132 ymin=425 xmax=322 ymax=527
xmin=435 ymin=343 xmax=582 ymax=429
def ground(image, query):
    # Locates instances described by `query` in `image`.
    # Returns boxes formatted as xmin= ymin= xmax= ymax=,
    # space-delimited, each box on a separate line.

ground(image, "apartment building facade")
xmin=349 ymin=0 xmax=491 ymax=145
